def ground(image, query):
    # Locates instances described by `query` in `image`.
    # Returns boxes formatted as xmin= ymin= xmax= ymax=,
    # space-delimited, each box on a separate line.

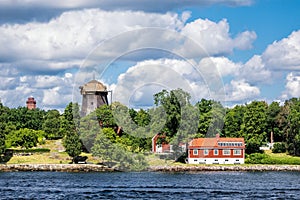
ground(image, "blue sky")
xmin=0 ymin=0 xmax=300 ymax=110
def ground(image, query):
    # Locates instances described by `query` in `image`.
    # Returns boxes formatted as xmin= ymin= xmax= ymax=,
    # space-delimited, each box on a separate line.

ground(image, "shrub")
xmin=245 ymin=152 xmax=300 ymax=165
xmin=272 ymin=142 xmax=286 ymax=153
xmin=245 ymin=153 xmax=269 ymax=164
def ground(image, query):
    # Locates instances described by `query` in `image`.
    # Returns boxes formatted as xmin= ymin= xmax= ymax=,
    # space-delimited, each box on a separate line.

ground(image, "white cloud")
xmin=113 ymin=59 xmax=198 ymax=106
xmin=111 ymin=58 xmax=229 ymax=107
xmin=0 ymin=72 xmax=74 ymax=110
xmin=181 ymin=19 xmax=256 ymax=56
xmin=0 ymin=8 xmax=261 ymax=109
xmin=262 ymin=30 xmax=300 ymax=70
xmin=281 ymin=72 xmax=300 ymax=99
xmin=198 ymin=56 xmax=241 ymax=77
xmin=0 ymin=9 xmax=187 ymax=71
xmin=225 ymin=79 xmax=260 ymax=102
xmin=239 ymin=55 xmax=272 ymax=83
xmin=43 ymin=86 xmax=73 ymax=107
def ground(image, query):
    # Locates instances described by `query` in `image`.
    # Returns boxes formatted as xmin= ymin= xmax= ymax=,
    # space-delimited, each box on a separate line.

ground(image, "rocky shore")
xmin=0 ymin=164 xmax=115 ymax=172
xmin=1 ymin=164 xmax=300 ymax=172
xmin=148 ymin=165 xmax=300 ymax=172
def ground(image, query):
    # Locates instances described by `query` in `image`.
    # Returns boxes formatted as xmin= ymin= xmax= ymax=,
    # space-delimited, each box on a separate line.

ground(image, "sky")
xmin=0 ymin=0 xmax=300 ymax=111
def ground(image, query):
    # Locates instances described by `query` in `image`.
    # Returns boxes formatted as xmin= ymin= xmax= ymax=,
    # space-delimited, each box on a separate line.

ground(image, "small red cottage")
xmin=187 ymin=134 xmax=245 ymax=164
xmin=152 ymin=134 xmax=186 ymax=154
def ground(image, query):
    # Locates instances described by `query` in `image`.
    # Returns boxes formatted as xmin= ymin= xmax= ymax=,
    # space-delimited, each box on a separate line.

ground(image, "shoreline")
xmin=148 ymin=165 xmax=300 ymax=172
xmin=1 ymin=164 xmax=300 ymax=172
xmin=0 ymin=164 xmax=116 ymax=172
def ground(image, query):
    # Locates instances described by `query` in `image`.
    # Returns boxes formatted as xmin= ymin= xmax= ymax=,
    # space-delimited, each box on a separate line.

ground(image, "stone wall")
xmin=2 ymin=164 xmax=300 ymax=172
xmin=0 ymin=164 xmax=115 ymax=172
xmin=149 ymin=165 xmax=300 ymax=172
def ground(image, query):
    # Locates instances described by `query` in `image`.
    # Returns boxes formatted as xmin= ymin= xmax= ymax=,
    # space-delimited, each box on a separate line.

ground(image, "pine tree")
xmin=63 ymin=129 xmax=82 ymax=163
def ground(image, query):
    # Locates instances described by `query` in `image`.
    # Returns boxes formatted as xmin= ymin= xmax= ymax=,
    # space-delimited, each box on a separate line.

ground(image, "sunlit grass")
xmin=7 ymin=152 xmax=70 ymax=164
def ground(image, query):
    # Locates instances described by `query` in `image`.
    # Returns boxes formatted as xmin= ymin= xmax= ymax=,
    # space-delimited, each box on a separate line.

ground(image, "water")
xmin=0 ymin=171 xmax=299 ymax=199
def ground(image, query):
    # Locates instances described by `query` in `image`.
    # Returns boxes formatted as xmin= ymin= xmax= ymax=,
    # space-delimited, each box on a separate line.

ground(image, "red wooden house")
xmin=187 ymin=134 xmax=245 ymax=164
xmin=152 ymin=134 xmax=186 ymax=154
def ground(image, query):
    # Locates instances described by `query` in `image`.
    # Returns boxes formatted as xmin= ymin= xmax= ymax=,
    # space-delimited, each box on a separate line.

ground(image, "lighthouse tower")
xmin=79 ymin=80 xmax=109 ymax=116
xmin=26 ymin=96 xmax=36 ymax=110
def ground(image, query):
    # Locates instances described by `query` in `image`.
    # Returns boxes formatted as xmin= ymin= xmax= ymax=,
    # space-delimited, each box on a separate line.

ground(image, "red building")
xmin=187 ymin=134 xmax=245 ymax=164
xmin=26 ymin=96 xmax=36 ymax=110
xmin=152 ymin=134 xmax=186 ymax=154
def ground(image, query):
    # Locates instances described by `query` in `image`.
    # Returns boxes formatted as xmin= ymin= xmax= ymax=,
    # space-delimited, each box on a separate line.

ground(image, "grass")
xmin=245 ymin=150 xmax=300 ymax=165
xmin=265 ymin=150 xmax=300 ymax=164
xmin=145 ymin=154 xmax=175 ymax=166
xmin=7 ymin=152 xmax=70 ymax=164
xmin=6 ymin=139 xmax=101 ymax=164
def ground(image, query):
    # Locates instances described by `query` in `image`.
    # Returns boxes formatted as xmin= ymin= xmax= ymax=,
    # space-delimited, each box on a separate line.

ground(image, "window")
xmin=193 ymin=149 xmax=198 ymax=155
xmin=225 ymin=159 xmax=229 ymax=162
xmin=233 ymin=149 xmax=241 ymax=155
xmin=204 ymin=149 xmax=209 ymax=155
xmin=214 ymin=149 xmax=218 ymax=155
xmin=223 ymin=149 xmax=230 ymax=155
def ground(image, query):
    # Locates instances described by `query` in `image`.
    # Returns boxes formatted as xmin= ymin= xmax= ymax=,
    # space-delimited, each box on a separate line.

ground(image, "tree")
xmin=96 ymin=105 xmax=116 ymax=128
xmin=286 ymin=98 xmax=300 ymax=156
xmin=42 ymin=110 xmax=62 ymax=139
xmin=266 ymin=101 xmax=282 ymax=142
xmin=134 ymin=109 xmax=151 ymax=127
xmin=92 ymin=128 xmax=148 ymax=171
xmin=196 ymin=99 xmax=225 ymax=137
xmin=112 ymin=102 xmax=165 ymax=151
xmin=171 ymin=104 xmax=199 ymax=160
xmin=0 ymin=126 xmax=5 ymax=155
xmin=92 ymin=128 xmax=117 ymax=165
xmin=153 ymin=89 xmax=190 ymax=139
xmin=79 ymin=111 xmax=100 ymax=152
xmin=62 ymin=102 xmax=82 ymax=162
xmin=241 ymin=101 xmax=268 ymax=154
xmin=7 ymin=107 xmax=45 ymax=130
xmin=63 ymin=129 xmax=82 ymax=162
xmin=6 ymin=128 xmax=38 ymax=149
xmin=224 ymin=105 xmax=245 ymax=138
xmin=0 ymin=102 xmax=9 ymax=156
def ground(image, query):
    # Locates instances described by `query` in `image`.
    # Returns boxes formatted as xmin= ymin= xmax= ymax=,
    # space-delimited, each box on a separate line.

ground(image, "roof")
xmin=189 ymin=136 xmax=245 ymax=148
xmin=79 ymin=80 xmax=107 ymax=94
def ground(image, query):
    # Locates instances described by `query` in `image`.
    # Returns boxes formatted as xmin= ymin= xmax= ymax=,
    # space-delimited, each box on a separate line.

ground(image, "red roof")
xmin=189 ymin=136 xmax=245 ymax=148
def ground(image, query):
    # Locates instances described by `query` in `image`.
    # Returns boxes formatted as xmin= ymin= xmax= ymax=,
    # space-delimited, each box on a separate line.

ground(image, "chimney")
xmin=216 ymin=133 xmax=220 ymax=139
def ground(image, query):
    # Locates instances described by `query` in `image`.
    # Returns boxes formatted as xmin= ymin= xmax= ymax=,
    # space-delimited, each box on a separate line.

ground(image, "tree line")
xmin=1 ymin=89 xmax=300 ymax=166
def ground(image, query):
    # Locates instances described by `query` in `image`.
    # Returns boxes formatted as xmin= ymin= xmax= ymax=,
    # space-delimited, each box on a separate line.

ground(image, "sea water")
xmin=0 ymin=171 xmax=299 ymax=199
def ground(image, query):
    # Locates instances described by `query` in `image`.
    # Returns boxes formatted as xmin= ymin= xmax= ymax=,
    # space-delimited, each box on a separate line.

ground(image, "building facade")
xmin=187 ymin=134 xmax=245 ymax=164
xmin=79 ymin=80 xmax=109 ymax=116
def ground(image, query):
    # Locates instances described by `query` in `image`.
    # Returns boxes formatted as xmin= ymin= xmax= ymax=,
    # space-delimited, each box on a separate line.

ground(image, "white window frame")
xmin=193 ymin=149 xmax=198 ymax=155
xmin=214 ymin=149 xmax=218 ymax=155
xmin=223 ymin=149 xmax=231 ymax=155
xmin=204 ymin=149 xmax=209 ymax=155
xmin=233 ymin=149 xmax=242 ymax=155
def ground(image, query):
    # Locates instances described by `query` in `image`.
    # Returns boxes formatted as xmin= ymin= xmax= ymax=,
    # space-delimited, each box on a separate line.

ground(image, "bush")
xmin=272 ymin=142 xmax=286 ymax=153
xmin=245 ymin=152 xmax=300 ymax=165
xmin=245 ymin=153 xmax=269 ymax=164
